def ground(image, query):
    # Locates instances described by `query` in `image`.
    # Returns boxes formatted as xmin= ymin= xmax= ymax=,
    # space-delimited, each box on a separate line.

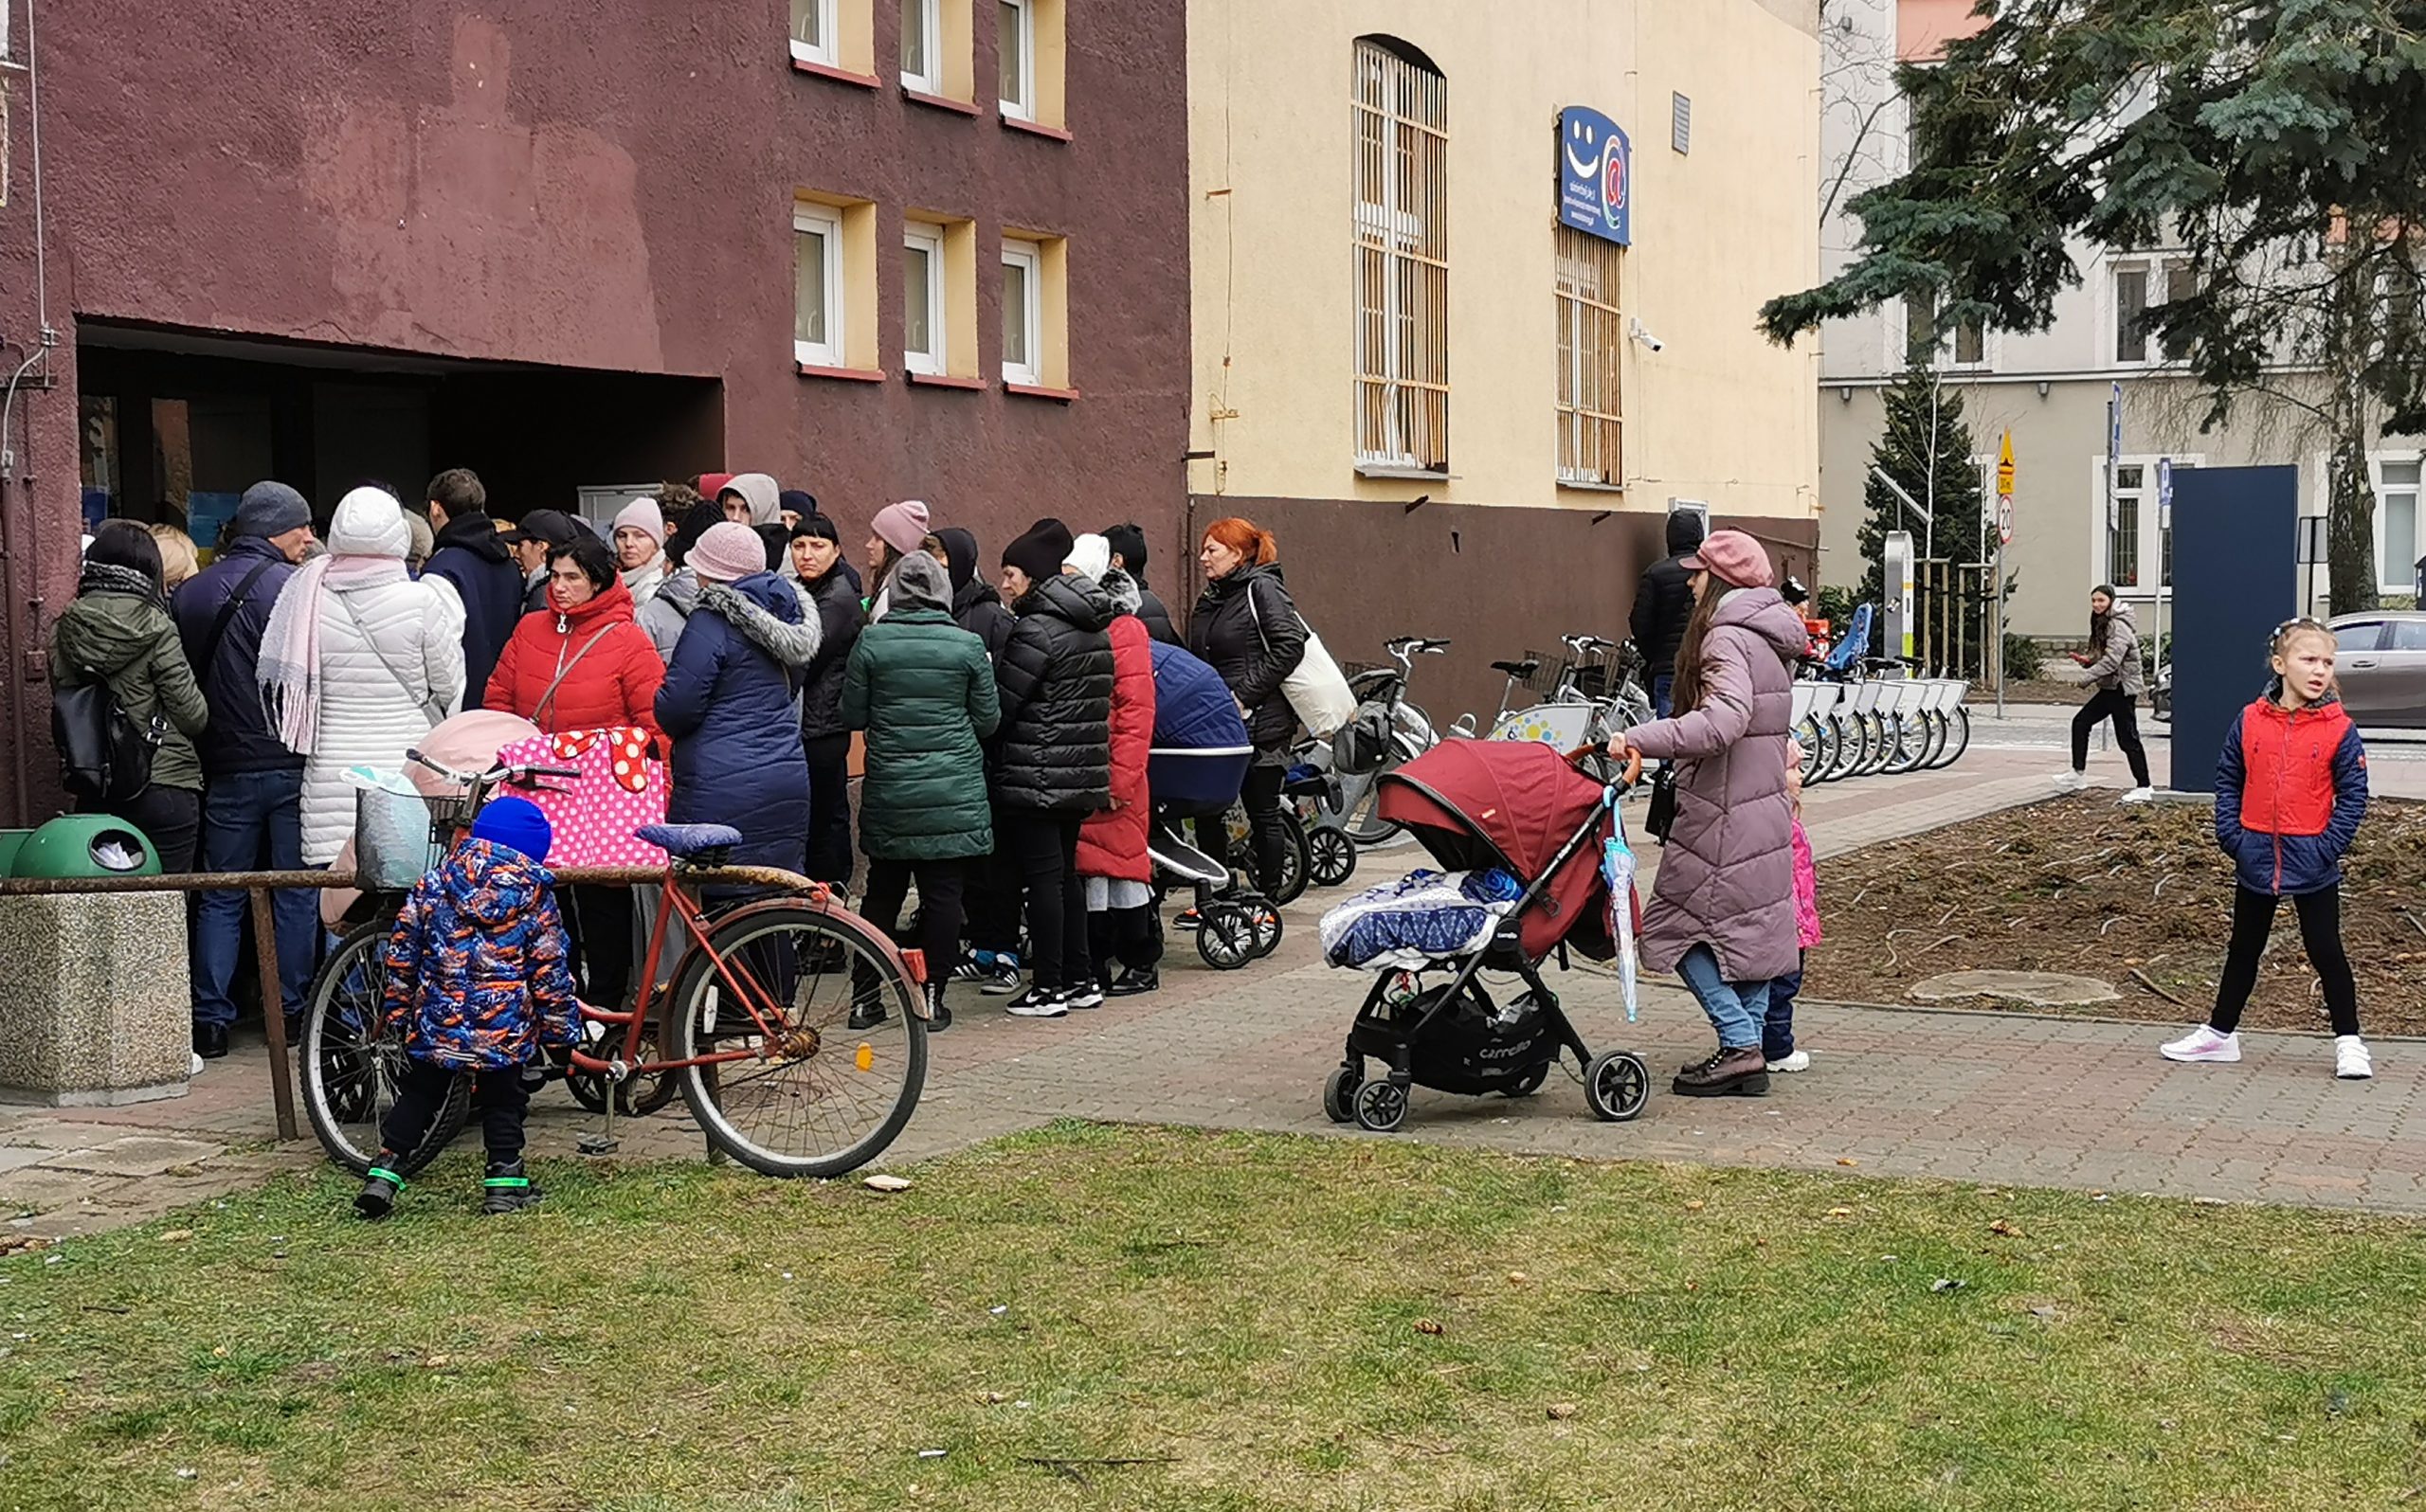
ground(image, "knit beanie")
xmin=1103 ymin=522 xmax=1150 ymax=579
xmin=469 ymin=795 xmax=552 ymax=864
xmin=690 ymin=521 xmax=769 ymax=585
xmin=778 ymin=488 xmax=819 ymax=522
xmin=666 ymin=501 xmax=726 ymax=568
xmin=872 ymin=498 xmax=932 ymax=555
xmin=1063 ymin=531 xmax=1112 ymax=583
xmin=230 ymin=480 xmax=312 ymax=540
xmin=613 ymin=496 xmax=666 ymax=548
xmin=1003 ymin=518 xmax=1075 ymax=584
xmin=405 ymin=510 xmax=435 ymax=563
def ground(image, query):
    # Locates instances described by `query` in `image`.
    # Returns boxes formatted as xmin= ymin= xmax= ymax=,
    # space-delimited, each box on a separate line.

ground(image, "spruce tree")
xmin=1855 ymin=366 xmax=1983 ymax=615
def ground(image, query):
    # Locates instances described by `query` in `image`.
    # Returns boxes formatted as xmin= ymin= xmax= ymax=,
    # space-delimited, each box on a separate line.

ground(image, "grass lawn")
xmin=2 ymin=1124 xmax=2422 ymax=1510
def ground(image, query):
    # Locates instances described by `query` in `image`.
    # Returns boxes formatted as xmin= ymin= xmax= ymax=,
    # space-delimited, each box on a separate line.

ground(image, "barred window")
xmin=1351 ymin=37 xmax=1448 ymax=474
xmin=1553 ymin=226 xmax=1622 ymax=487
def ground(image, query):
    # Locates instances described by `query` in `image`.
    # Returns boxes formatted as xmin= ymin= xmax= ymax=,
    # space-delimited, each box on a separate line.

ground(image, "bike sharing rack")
xmin=0 ymin=863 xmax=819 ymax=1142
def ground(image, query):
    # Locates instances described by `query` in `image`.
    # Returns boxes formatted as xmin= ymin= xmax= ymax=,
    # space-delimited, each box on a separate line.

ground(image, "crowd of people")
xmin=54 ymin=466 xmax=1318 ymax=1054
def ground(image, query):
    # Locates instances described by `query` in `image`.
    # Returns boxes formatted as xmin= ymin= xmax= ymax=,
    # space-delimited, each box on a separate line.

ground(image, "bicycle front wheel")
xmin=670 ymin=903 xmax=928 ymax=1179
xmin=299 ymin=920 xmax=471 ymax=1177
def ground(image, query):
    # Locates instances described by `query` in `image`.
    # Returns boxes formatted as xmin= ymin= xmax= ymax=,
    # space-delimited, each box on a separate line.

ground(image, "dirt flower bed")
xmin=1803 ymin=794 xmax=2426 ymax=1035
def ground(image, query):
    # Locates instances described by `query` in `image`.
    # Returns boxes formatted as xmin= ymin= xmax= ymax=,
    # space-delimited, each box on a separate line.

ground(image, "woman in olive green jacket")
xmin=841 ymin=551 xmax=1000 ymax=1031
xmin=49 ymin=522 xmax=210 ymax=871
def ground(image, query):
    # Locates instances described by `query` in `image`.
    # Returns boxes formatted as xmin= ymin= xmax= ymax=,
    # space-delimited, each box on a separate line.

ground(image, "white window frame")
xmin=2086 ymin=452 xmax=2202 ymax=600
xmin=902 ymin=223 xmax=947 ymax=376
xmin=1890 ymin=294 xmax=1992 ymax=372
xmin=997 ymin=0 xmax=1034 ymax=121
xmin=1001 ymin=239 xmax=1042 ymax=386
xmin=792 ymin=204 xmax=845 ymax=369
xmin=789 ymin=0 xmax=838 ymax=66
xmin=1552 ymin=225 xmax=1622 ymax=488
xmin=2109 ymin=254 xmax=2196 ymax=369
xmin=900 ymin=0 xmax=940 ymax=91
xmin=2370 ymin=449 xmax=2425 ymax=596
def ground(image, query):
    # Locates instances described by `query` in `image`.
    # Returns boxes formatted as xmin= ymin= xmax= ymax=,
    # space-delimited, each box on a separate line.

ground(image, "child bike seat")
xmin=636 ymin=823 xmax=743 ymax=866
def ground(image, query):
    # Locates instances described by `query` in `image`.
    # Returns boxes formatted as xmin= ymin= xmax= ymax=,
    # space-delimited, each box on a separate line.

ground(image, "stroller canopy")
xmin=1377 ymin=739 xmax=1616 ymax=962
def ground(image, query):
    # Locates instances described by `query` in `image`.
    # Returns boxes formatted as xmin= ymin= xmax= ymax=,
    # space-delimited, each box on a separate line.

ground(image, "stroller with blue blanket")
xmin=1316 ymin=739 xmax=1650 ymax=1131
xmin=1147 ymin=639 xmax=1284 ymax=970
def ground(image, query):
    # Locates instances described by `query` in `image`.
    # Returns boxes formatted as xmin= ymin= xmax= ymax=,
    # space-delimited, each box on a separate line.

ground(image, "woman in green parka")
xmin=842 ymin=549 xmax=1000 ymax=1033
xmin=49 ymin=522 xmax=210 ymax=871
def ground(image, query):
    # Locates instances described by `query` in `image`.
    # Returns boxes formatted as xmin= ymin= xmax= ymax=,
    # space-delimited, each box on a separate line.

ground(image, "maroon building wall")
xmin=0 ymin=0 xmax=1191 ymax=823
xmin=1183 ymin=495 xmax=1819 ymax=728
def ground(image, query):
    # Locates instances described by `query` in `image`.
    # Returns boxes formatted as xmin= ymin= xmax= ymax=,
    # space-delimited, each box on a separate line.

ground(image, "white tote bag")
xmin=1247 ymin=583 xmax=1358 ymax=738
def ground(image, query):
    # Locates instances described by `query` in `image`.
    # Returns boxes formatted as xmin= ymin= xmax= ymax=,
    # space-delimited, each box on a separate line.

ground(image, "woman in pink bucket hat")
xmin=1608 ymin=528 xmax=1804 ymax=1099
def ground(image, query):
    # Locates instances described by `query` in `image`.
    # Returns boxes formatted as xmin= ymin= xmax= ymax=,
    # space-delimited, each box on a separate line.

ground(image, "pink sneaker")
xmin=2160 ymin=1025 xmax=2241 ymax=1064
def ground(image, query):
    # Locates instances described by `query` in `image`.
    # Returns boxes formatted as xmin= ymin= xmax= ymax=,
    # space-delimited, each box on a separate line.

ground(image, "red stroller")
xmin=1319 ymin=739 xmax=1650 ymax=1131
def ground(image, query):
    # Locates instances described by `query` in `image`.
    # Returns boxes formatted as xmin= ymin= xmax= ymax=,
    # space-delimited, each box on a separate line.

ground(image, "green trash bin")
xmin=0 ymin=830 xmax=30 ymax=878
xmin=10 ymin=815 xmax=164 ymax=878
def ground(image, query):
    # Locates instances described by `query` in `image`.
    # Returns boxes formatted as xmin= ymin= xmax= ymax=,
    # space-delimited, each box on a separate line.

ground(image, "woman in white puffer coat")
xmin=259 ymin=487 xmax=468 ymax=865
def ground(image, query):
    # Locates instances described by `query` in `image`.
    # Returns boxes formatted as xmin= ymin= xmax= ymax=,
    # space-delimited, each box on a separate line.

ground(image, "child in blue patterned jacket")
xmin=354 ymin=796 xmax=582 ymax=1218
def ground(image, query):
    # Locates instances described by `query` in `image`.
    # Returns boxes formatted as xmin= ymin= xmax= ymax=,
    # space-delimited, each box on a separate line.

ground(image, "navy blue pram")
xmin=1144 ymin=640 xmax=1276 ymax=969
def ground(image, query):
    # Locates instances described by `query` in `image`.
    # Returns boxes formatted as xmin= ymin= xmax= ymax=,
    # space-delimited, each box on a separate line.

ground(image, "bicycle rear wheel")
xmin=299 ymin=920 xmax=471 ymax=1177
xmin=671 ymin=903 xmax=927 ymax=1179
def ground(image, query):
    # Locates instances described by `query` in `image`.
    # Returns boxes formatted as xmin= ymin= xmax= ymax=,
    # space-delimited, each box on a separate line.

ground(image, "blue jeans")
xmin=193 ymin=768 xmax=317 ymax=1028
xmin=1675 ymin=944 xmax=1771 ymax=1051
xmin=1653 ymin=673 xmax=1674 ymax=718
xmin=1764 ymin=954 xmax=1803 ymax=1060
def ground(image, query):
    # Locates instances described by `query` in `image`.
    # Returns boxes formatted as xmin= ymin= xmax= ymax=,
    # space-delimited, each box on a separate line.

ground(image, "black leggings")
xmin=858 ymin=856 xmax=966 ymax=986
xmin=803 ymin=732 xmax=855 ymax=888
xmin=1002 ymin=811 xmax=1087 ymax=988
xmin=2072 ymin=688 xmax=2151 ymax=787
xmin=1089 ymin=903 xmax=1164 ymax=979
xmin=380 ymin=1061 xmax=530 ymax=1162
xmin=2210 ymin=884 xmax=2361 ymax=1037
xmin=1195 ymin=764 xmax=1287 ymax=895
xmin=564 ymin=885 xmax=632 ymax=1011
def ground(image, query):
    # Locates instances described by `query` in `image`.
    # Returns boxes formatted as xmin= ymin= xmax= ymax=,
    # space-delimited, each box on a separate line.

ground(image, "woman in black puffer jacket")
xmin=990 ymin=519 xmax=1114 ymax=1017
xmin=1188 ymin=515 xmax=1306 ymax=900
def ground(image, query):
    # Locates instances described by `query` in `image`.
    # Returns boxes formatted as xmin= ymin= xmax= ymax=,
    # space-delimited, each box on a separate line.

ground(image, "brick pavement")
xmin=8 ymin=742 xmax=2421 ymax=1242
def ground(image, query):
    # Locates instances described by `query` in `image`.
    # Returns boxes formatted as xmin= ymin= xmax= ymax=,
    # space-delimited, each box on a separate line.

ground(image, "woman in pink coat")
xmin=1611 ymin=529 xmax=1804 ymax=1099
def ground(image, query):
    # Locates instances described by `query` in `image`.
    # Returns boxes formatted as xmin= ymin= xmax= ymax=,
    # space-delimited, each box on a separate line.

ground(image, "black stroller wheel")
xmin=1195 ymin=904 xmax=1257 ymax=971
xmin=1307 ymin=824 xmax=1357 ymax=889
xmin=1321 ymin=1064 xmax=1361 ymax=1123
xmin=1584 ymin=1050 xmax=1650 ymax=1122
xmin=1271 ymin=813 xmax=1310 ymax=906
xmin=1246 ymin=898 xmax=1284 ymax=959
xmin=1353 ymin=1079 xmax=1408 ymax=1133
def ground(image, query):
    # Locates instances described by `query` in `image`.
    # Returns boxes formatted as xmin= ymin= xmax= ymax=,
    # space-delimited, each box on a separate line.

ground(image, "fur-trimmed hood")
xmin=1098 ymin=566 xmax=1144 ymax=618
xmin=699 ymin=576 xmax=823 ymax=668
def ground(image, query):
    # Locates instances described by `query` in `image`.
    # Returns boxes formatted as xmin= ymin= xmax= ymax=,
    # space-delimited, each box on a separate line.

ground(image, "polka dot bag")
xmin=494 ymin=728 xmax=667 ymax=868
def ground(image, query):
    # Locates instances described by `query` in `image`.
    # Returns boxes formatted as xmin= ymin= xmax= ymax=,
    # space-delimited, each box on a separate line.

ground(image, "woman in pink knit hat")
xmin=864 ymin=499 xmax=934 ymax=619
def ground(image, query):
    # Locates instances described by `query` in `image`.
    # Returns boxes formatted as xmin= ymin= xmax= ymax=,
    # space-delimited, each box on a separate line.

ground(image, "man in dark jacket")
xmin=991 ymin=519 xmax=1114 ymax=1017
xmin=503 ymin=509 xmax=582 ymax=613
xmin=1104 ymin=521 xmax=1182 ymax=646
xmin=932 ymin=526 xmax=1023 ymax=991
xmin=172 ymin=480 xmax=319 ymax=1054
xmin=1630 ymin=508 xmax=1707 ymax=716
xmin=790 ymin=514 xmax=862 ymax=887
xmin=422 ymin=468 xmax=523 ymax=706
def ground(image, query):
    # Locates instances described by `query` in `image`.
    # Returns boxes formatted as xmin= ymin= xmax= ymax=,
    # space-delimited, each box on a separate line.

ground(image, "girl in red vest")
xmin=2162 ymin=618 xmax=2371 ymax=1079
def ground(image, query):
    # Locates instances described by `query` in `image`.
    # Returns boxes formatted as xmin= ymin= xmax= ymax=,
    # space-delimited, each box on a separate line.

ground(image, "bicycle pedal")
xmin=576 ymin=1132 xmax=620 ymax=1157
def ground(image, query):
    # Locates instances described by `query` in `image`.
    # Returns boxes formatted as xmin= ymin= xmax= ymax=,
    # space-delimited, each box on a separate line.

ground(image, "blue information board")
xmin=1558 ymin=106 xmax=1631 ymax=246
xmin=2168 ymin=465 xmax=2298 ymax=795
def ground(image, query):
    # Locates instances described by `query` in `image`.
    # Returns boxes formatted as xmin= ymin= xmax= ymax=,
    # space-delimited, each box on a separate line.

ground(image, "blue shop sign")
xmin=1558 ymin=106 xmax=1631 ymax=246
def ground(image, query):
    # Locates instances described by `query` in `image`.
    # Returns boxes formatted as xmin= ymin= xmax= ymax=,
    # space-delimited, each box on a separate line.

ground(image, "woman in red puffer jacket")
xmin=485 ymin=534 xmax=665 ymax=737
xmin=482 ymin=531 xmax=665 ymax=1013
xmin=1071 ymin=540 xmax=1160 ymax=999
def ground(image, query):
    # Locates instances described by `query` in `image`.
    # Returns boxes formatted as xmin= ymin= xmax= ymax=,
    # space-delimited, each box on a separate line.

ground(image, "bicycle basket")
xmin=354 ymin=783 xmax=440 ymax=890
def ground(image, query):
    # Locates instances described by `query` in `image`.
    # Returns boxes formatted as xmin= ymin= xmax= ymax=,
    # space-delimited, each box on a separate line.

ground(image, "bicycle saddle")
xmin=1491 ymin=658 xmax=1540 ymax=677
xmin=637 ymin=822 xmax=743 ymax=865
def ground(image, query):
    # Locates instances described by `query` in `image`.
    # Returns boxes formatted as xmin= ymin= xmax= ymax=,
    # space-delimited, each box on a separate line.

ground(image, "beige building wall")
xmin=1187 ymin=0 xmax=1822 ymax=524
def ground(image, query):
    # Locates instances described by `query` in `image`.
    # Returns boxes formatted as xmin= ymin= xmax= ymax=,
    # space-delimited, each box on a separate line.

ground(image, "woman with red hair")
xmin=1186 ymin=516 xmax=1306 ymax=902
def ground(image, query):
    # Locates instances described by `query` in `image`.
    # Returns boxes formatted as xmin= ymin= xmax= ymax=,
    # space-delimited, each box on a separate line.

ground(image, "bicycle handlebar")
xmin=1562 ymin=633 xmax=1618 ymax=655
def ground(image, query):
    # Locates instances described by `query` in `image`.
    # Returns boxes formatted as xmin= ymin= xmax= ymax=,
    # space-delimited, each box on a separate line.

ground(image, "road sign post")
xmin=1994 ymin=430 xmax=2016 ymax=717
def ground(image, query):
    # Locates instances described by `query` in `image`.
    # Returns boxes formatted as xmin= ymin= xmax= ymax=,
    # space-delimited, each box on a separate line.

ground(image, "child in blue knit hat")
xmin=354 ymin=795 xmax=581 ymax=1218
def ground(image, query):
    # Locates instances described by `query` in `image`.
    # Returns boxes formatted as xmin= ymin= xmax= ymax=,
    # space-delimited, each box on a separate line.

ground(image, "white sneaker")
xmin=1004 ymin=985 xmax=1069 ymax=1018
xmin=2052 ymin=770 xmax=2088 ymax=793
xmin=2335 ymin=1035 xmax=2373 ymax=1080
xmin=2160 ymin=1025 xmax=2241 ymax=1063
xmin=2119 ymin=785 xmax=2157 ymax=805
xmin=1766 ymin=1050 xmax=1811 ymax=1073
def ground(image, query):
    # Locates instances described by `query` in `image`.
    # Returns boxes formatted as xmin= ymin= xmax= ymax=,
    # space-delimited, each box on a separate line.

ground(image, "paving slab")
xmin=35 ymin=1135 xmax=226 ymax=1179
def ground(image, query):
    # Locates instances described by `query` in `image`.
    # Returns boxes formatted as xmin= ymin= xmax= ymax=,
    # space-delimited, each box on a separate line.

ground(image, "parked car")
xmin=2329 ymin=612 xmax=2426 ymax=728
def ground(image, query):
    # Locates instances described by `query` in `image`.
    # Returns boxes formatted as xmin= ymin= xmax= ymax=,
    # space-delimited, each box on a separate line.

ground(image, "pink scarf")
xmin=256 ymin=553 xmax=409 ymax=756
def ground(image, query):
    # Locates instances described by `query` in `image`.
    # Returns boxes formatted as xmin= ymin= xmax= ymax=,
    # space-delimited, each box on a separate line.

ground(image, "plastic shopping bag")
xmin=1601 ymin=826 xmax=1641 ymax=1023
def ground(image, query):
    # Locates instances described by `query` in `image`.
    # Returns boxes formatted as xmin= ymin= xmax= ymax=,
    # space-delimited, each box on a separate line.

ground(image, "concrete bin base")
xmin=0 ymin=893 xmax=191 ymax=1107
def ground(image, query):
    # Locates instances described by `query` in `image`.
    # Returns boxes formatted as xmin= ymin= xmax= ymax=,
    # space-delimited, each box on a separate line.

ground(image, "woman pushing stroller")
xmin=1606 ymin=529 xmax=1806 ymax=1098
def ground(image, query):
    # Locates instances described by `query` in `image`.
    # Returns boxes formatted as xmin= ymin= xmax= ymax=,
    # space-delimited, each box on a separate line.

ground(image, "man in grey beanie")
xmin=169 ymin=480 xmax=320 ymax=1058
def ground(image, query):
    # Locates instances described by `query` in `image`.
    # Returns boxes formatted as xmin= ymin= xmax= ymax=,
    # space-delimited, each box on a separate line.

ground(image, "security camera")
xmin=1629 ymin=318 xmax=1665 ymax=352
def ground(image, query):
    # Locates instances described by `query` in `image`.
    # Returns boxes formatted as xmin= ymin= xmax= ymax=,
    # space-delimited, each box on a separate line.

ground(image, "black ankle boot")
xmin=924 ymin=982 xmax=950 ymax=1034
xmin=481 ymin=1158 xmax=542 ymax=1215
xmin=848 ymin=980 xmax=889 ymax=1032
xmin=354 ymin=1155 xmax=407 ymax=1219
